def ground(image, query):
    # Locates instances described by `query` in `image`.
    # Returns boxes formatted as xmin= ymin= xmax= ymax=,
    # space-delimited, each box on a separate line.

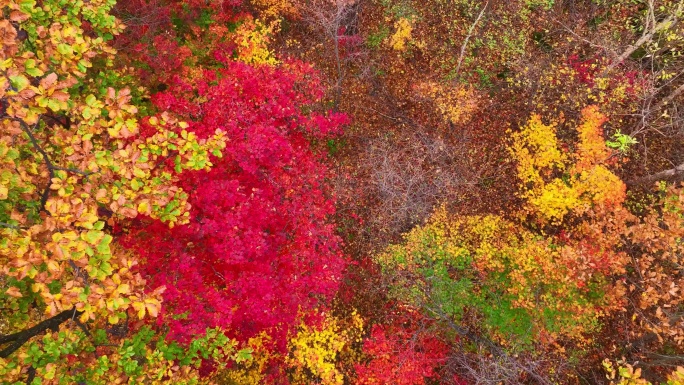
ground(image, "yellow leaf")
xmin=31 ymin=283 xmax=44 ymax=293
xmin=132 ymin=302 xmax=146 ymax=319
xmin=117 ymin=283 xmax=130 ymax=295
xmin=137 ymin=200 xmax=150 ymax=214
xmin=108 ymin=314 xmax=119 ymax=324
xmin=47 ymin=260 xmax=60 ymax=273
xmin=27 ymin=266 xmax=38 ymax=279
xmin=0 ymin=185 xmax=8 ymax=200
xmin=133 ymin=168 xmax=146 ymax=178
xmin=0 ymin=58 xmax=13 ymax=71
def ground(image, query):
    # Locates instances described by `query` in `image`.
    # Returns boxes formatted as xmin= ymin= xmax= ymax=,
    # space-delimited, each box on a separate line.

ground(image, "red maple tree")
xmin=122 ymin=58 xmax=348 ymax=347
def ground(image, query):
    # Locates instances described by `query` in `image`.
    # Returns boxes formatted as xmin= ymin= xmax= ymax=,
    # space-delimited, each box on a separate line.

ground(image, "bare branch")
xmin=652 ymin=81 xmax=684 ymax=113
xmin=628 ymin=161 xmax=684 ymax=186
xmin=454 ymin=1 xmax=488 ymax=78
xmin=0 ymin=222 xmax=21 ymax=230
xmin=604 ymin=1 xmax=684 ymax=74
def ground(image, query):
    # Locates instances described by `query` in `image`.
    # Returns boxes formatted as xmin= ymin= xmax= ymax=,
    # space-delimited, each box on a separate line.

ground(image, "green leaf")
xmin=46 ymin=99 xmax=61 ymax=112
xmin=36 ymin=95 xmax=48 ymax=108
xmin=96 ymin=234 xmax=113 ymax=254
xmin=235 ymin=348 xmax=253 ymax=363
xmin=56 ymin=43 xmax=74 ymax=56
xmin=100 ymin=261 xmax=113 ymax=277
xmin=85 ymin=94 xmax=97 ymax=106
xmin=130 ymin=178 xmax=141 ymax=191
xmin=84 ymin=230 xmax=103 ymax=244
xmin=26 ymin=67 xmax=44 ymax=77
xmin=9 ymin=75 xmax=30 ymax=92
xmin=18 ymin=0 xmax=36 ymax=12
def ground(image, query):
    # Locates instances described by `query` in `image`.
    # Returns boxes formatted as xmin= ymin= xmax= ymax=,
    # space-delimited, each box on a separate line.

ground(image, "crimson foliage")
xmin=122 ymin=60 xmax=348 ymax=347
xmin=355 ymin=309 xmax=450 ymax=385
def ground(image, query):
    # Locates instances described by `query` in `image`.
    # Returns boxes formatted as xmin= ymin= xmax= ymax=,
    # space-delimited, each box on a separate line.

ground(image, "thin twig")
xmin=0 ymin=222 xmax=21 ymax=230
xmin=553 ymin=19 xmax=615 ymax=56
xmin=5 ymin=117 xmax=94 ymax=211
xmin=13 ymin=117 xmax=55 ymax=211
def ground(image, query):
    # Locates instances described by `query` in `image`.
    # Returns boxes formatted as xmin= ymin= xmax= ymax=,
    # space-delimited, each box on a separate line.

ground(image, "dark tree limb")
xmin=651 ymin=82 xmax=684 ymax=114
xmin=628 ymin=162 xmax=684 ymax=186
xmin=0 ymin=308 xmax=82 ymax=358
xmin=424 ymin=299 xmax=552 ymax=384
xmin=25 ymin=366 xmax=35 ymax=385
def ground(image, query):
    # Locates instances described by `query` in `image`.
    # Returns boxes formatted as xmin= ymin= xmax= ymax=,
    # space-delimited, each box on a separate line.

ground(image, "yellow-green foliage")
xmin=509 ymin=106 xmax=625 ymax=223
xmin=377 ymin=206 xmax=608 ymax=348
xmin=288 ymin=311 xmax=364 ymax=385
xmin=217 ymin=332 xmax=272 ymax=385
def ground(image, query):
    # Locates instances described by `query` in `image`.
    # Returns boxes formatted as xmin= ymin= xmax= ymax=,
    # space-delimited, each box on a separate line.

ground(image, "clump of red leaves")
xmin=355 ymin=308 xmax=450 ymax=385
xmin=116 ymin=0 xmax=349 ymax=348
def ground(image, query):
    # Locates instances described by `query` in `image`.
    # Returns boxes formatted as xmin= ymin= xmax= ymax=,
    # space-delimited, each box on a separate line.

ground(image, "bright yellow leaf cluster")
xmin=387 ymin=17 xmax=414 ymax=51
xmin=288 ymin=311 xmax=364 ymax=385
xmin=604 ymin=359 xmax=684 ymax=385
xmin=234 ymin=18 xmax=280 ymax=66
xmin=510 ymin=106 xmax=625 ymax=223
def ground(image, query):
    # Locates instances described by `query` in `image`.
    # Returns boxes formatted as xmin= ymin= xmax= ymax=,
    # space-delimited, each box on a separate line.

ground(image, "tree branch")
xmin=25 ymin=366 xmax=35 ymax=385
xmin=0 ymin=308 xmax=82 ymax=358
xmin=12 ymin=117 xmax=55 ymax=211
xmin=423 ymin=304 xmax=552 ymax=384
xmin=5 ymin=117 xmax=94 ymax=211
xmin=454 ymin=1 xmax=488 ymax=78
xmin=604 ymin=1 xmax=684 ymax=74
xmin=628 ymin=162 xmax=684 ymax=186
xmin=0 ymin=221 xmax=22 ymax=230
xmin=651 ymin=81 xmax=684 ymax=113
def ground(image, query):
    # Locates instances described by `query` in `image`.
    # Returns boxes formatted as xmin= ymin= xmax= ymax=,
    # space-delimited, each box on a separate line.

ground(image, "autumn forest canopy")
xmin=3 ymin=0 xmax=684 ymax=384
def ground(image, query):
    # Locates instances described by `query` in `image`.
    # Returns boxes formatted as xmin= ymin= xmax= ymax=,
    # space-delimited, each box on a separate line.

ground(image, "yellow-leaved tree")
xmin=372 ymin=106 xmax=682 ymax=382
xmin=509 ymin=106 xmax=626 ymax=224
